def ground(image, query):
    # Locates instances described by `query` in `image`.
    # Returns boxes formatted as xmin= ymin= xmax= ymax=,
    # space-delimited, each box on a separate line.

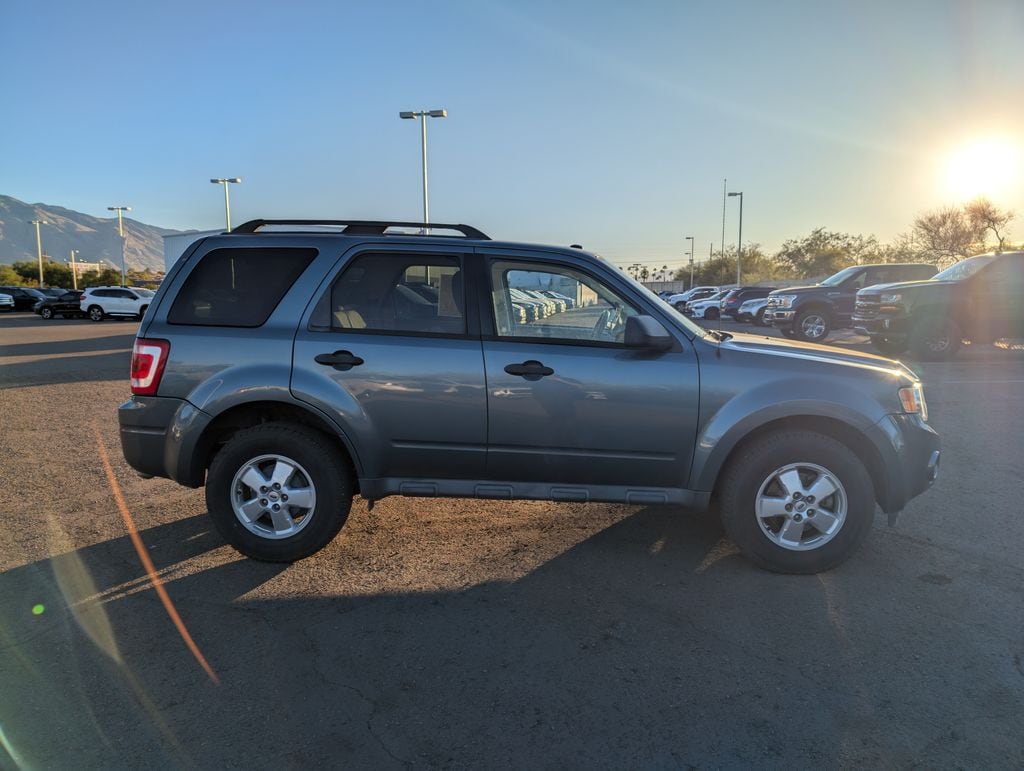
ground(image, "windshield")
xmin=932 ymin=254 xmax=996 ymax=281
xmin=24 ymin=288 xmax=46 ymax=299
xmin=820 ymin=266 xmax=862 ymax=286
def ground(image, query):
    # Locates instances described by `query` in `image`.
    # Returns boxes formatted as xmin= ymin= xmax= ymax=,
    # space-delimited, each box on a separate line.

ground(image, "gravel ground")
xmin=1 ymin=312 xmax=1022 ymax=769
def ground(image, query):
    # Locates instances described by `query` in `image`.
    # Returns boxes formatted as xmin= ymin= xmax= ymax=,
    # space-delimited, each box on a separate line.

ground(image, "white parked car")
xmin=667 ymin=285 xmax=719 ymax=310
xmin=0 ymin=292 xmax=13 ymax=312
xmin=80 ymin=286 xmax=152 ymax=322
xmin=686 ymin=291 xmax=726 ymax=320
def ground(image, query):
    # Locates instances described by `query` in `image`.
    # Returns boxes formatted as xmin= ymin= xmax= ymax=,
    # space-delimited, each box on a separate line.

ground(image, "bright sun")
xmin=946 ymin=139 xmax=1021 ymax=200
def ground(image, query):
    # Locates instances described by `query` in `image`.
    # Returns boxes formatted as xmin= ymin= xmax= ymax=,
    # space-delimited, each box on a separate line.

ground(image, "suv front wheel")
xmin=87 ymin=305 xmax=105 ymax=322
xmin=206 ymin=422 xmax=354 ymax=561
xmin=794 ymin=308 xmax=831 ymax=342
xmin=717 ymin=430 xmax=874 ymax=573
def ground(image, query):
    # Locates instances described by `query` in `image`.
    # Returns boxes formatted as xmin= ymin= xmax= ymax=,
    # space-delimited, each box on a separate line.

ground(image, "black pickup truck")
xmin=764 ymin=263 xmax=937 ymax=343
xmin=854 ymin=251 xmax=1024 ymax=360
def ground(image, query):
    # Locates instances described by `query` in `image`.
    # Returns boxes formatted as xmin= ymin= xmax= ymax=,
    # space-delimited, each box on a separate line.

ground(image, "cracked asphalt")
xmin=1 ymin=312 xmax=1023 ymax=768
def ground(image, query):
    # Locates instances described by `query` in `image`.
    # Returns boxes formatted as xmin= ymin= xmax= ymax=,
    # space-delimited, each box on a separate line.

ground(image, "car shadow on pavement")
xmin=2 ymin=505 xmax=1020 ymax=768
xmin=0 ymin=332 xmax=137 ymax=358
xmin=0 ymin=350 xmax=133 ymax=389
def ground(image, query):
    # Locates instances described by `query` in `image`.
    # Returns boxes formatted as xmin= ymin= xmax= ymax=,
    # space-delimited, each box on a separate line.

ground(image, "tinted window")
xmin=117 ymin=290 xmax=138 ymax=299
xmin=490 ymin=260 xmax=639 ymax=344
xmin=60 ymin=292 xmax=79 ymax=301
xmin=93 ymin=289 xmax=116 ymax=298
xmin=169 ymin=247 xmax=316 ymax=327
xmin=328 ymin=254 xmax=465 ymax=335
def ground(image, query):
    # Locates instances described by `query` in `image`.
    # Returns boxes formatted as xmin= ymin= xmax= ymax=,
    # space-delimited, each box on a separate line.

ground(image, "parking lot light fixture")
xmin=30 ymin=219 xmax=48 ymax=287
xmin=399 ymin=109 xmax=447 ymax=224
xmin=728 ymin=191 xmax=743 ymax=286
xmin=107 ymin=206 xmax=132 ymax=286
xmin=210 ymin=178 xmax=241 ymax=231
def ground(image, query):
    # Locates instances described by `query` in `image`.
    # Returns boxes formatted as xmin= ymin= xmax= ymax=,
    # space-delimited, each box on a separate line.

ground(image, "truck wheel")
xmin=870 ymin=336 xmax=907 ymax=356
xmin=717 ymin=430 xmax=875 ymax=574
xmin=794 ymin=309 xmax=831 ymax=342
xmin=206 ymin=422 xmax=353 ymax=562
xmin=908 ymin=317 xmax=962 ymax=361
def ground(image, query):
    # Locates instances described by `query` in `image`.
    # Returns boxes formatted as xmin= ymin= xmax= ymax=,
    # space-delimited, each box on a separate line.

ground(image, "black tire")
xmin=717 ymin=430 xmax=875 ymax=574
xmin=869 ymin=336 xmax=907 ymax=357
xmin=87 ymin=305 xmax=104 ymax=322
xmin=205 ymin=422 xmax=353 ymax=562
xmin=40 ymin=307 xmax=54 ymax=319
xmin=674 ymin=302 xmax=687 ymax=312
xmin=754 ymin=308 xmax=768 ymax=326
xmin=908 ymin=317 xmax=962 ymax=361
xmin=137 ymin=304 xmax=148 ymax=321
xmin=704 ymin=307 xmax=720 ymax=320
xmin=793 ymin=308 xmax=831 ymax=343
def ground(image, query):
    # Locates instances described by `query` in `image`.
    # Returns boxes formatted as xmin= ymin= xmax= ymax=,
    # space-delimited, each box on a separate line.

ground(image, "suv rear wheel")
xmin=206 ymin=422 xmax=353 ymax=561
xmin=717 ymin=430 xmax=874 ymax=573
xmin=40 ymin=306 xmax=54 ymax=319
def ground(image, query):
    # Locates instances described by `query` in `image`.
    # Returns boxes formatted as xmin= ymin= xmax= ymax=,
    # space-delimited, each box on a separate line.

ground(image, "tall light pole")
xmin=210 ymin=178 xmax=241 ymax=231
xmin=728 ymin=191 xmax=744 ymax=286
xmin=30 ymin=219 xmax=47 ymax=287
xmin=399 ymin=109 xmax=447 ymax=224
xmin=107 ymin=206 xmax=131 ymax=286
xmin=69 ymin=249 xmax=80 ymax=290
xmin=685 ymin=235 xmax=695 ymax=288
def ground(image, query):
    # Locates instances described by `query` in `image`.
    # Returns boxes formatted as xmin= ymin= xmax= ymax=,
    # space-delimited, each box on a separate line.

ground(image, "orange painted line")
xmin=93 ymin=425 xmax=220 ymax=685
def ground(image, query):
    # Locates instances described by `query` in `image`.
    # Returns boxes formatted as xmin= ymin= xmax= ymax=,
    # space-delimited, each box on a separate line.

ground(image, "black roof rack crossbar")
xmin=229 ymin=219 xmax=490 ymax=240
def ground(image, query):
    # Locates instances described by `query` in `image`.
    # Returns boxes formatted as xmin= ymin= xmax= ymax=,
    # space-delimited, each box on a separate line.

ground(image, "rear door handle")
xmin=314 ymin=350 xmax=364 ymax=371
xmin=504 ymin=360 xmax=554 ymax=380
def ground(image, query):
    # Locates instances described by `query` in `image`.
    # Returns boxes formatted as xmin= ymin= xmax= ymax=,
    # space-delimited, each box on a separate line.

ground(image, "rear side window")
xmin=168 ymin=247 xmax=317 ymax=327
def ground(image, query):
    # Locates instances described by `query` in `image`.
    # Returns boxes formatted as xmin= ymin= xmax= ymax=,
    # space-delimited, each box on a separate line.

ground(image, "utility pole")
xmin=31 ymin=219 xmax=47 ymax=287
xmin=685 ymin=235 xmax=695 ymax=289
xmin=210 ymin=178 xmax=241 ymax=231
xmin=720 ymin=178 xmax=727 ymax=261
xmin=70 ymin=250 xmax=79 ymax=290
xmin=728 ymin=191 xmax=744 ymax=286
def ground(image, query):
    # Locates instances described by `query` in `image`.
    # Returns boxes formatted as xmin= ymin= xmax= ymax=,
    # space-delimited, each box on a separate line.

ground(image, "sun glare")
xmin=946 ymin=139 xmax=1021 ymax=200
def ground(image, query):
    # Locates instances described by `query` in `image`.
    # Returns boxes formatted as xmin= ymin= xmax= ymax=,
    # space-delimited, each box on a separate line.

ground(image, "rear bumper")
xmin=874 ymin=413 xmax=941 ymax=514
xmin=119 ymin=396 xmax=212 ymax=487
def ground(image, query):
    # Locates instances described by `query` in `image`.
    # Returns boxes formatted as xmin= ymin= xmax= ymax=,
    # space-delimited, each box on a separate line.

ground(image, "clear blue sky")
xmin=2 ymin=0 xmax=1022 ymax=270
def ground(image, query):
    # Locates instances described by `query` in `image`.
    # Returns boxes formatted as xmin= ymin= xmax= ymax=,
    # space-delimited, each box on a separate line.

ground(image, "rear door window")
xmin=168 ymin=247 xmax=317 ymax=327
xmin=326 ymin=253 xmax=466 ymax=335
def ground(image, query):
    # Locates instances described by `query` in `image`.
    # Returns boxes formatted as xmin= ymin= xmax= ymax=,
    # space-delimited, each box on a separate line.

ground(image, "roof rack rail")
xmin=229 ymin=219 xmax=490 ymax=240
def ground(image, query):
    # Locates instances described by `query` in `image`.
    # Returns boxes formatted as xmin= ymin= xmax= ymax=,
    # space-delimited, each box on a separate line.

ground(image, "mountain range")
xmin=0 ymin=195 xmax=187 ymax=273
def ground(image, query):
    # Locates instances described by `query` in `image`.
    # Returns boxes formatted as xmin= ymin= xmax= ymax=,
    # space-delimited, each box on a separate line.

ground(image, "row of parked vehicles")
xmin=659 ymin=251 xmax=1024 ymax=360
xmin=0 ymin=285 xmax=156 ymax=321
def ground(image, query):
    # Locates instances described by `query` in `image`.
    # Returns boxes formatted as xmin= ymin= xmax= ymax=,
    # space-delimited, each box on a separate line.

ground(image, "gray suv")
xmin=119 ymin=219 xmax=940 ymax=573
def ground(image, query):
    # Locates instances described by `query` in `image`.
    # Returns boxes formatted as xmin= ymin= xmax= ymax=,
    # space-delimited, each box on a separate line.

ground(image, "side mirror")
xmin=624 ymin=315 xmax=674 ymax=350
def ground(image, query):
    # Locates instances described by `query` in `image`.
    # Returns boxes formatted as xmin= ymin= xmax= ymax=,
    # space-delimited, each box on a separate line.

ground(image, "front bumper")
xmin=119 ymin=395 xmax=212 ymax=487
xmin=874 ymin=413 xmax=941 ymax=515
xmin=852 ymin=314 xmax=912 ymax=340
xmin=765 ymin=308 xmax=794 ymax=327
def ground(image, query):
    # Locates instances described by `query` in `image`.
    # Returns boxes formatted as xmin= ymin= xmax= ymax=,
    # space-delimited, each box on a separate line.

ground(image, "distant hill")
xmin=0 ymin=194 xmax=186 ymax=272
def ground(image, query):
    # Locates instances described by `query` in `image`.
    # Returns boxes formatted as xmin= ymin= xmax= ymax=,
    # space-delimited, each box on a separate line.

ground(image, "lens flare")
xmin=946 ymin=139 xmax=1021 ymax=200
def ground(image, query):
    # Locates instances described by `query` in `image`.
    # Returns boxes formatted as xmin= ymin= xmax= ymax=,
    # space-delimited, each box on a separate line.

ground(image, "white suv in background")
xmin=80 ymin=286 xmax=154 ymax=321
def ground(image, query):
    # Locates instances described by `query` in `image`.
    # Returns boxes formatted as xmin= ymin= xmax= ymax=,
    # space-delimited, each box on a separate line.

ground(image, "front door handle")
xmin=504 ymin=360 xmax=554 ymax=380
xmin=314 ymin=350 xmax=364 ymax=371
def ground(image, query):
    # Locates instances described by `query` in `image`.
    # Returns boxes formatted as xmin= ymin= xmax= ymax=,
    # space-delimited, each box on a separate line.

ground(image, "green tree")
xmin=78 ymin=268 xmax=123 ymax=288
xmin=0 ymin=264 xmax=26 ymax=285
xmin=774 ymin=229 xmax=880 ymax=279
xmin=677 ymin=244 xmax=779 ymax=286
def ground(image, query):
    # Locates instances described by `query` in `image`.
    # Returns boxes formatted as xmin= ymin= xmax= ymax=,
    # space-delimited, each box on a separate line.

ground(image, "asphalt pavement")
xmin=1 ymin=310 xmax=1022 ymax=768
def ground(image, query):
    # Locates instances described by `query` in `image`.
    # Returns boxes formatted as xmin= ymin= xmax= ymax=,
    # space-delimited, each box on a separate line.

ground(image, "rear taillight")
xmin=131 ymin=338 xmax=170 ymax=396
xmin=80 ymin=294 xmax=86 ymax=302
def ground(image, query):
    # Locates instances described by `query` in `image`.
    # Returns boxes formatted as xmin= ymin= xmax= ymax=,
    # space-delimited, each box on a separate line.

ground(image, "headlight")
xmin=898 ymin=383 xmax=928 ymax=422
xmin=773 ymin=295 xmax=796 ymax=308
xmin=880 ymin=293 xmax=903 ymax=304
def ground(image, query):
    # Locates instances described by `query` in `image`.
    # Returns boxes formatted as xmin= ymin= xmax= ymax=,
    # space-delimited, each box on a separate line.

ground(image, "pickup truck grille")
xmin=854 ymin=295 xmax=880 ymax=319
